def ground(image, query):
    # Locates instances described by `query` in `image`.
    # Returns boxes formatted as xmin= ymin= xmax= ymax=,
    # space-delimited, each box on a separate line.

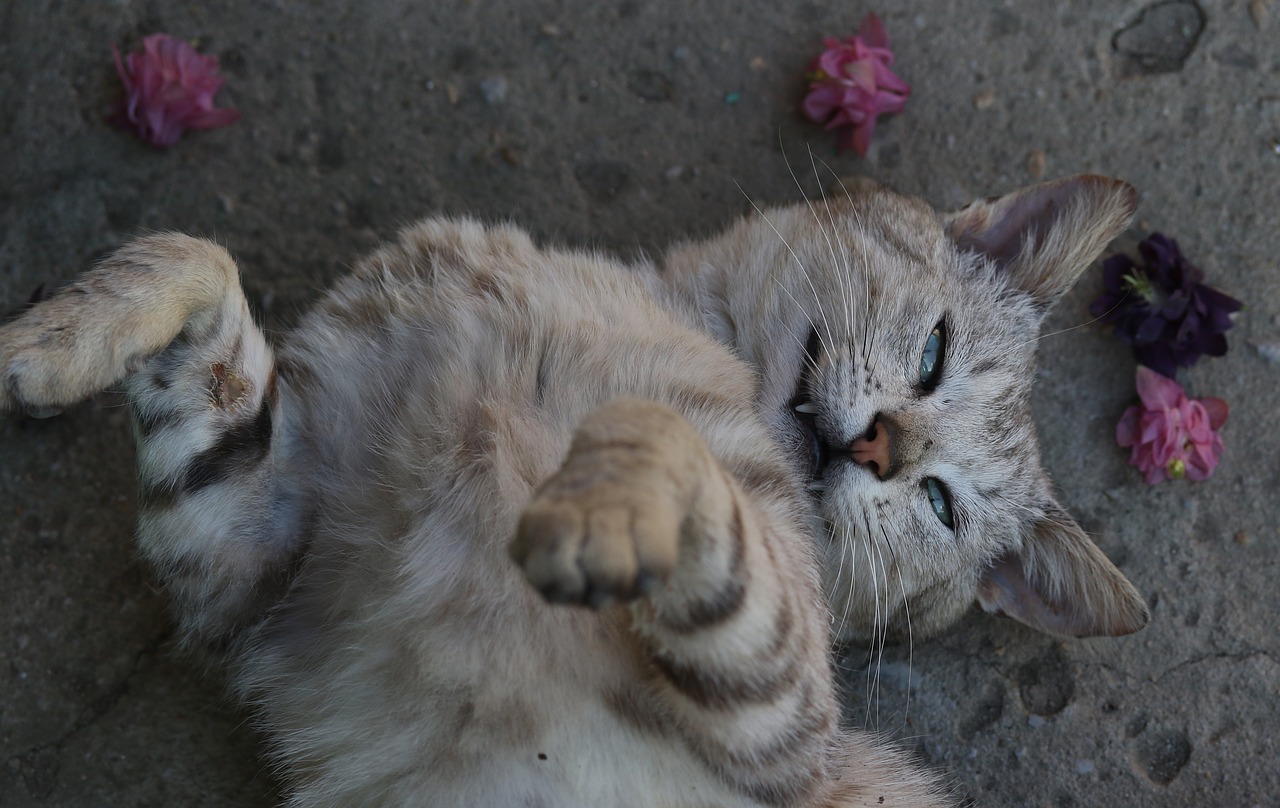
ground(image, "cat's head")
xmin=675 ymin=175 xmax=1149 ymax=641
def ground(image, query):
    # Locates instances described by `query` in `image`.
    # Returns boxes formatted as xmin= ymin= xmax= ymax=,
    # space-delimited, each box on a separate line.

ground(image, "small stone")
xmin=973 ymin=89 xmax=995 ymax=110
xmin=663 ymin=165 xmax=685 ymax=182
xmin=1028 ymin=715 xmax=1046 ymax=729
xmin=444 ymin=82 xmax=459 ymax=105
xmin=671 ymin=46 xmax=691 ymax=62
xmin=1234 ymin=531 xmax=1254 ymax=546
xmin=749 ymin=56 xmax=767 ymax=70
xmin=539 ymin=23 xmax=562 ymax=36
xmin=480 ymin=76 xmax=508 ymax=104
xmin=1112 ymin=1 xmax=1206 ymax=77
xmin=1249 ymin=0 xmax=1270 ymax=29
xmin=1250 ymin=339 xmax=1280 ymax=363
xmin=724 ymin=91 xmax=742 ymax=105
xmin=1027 ymin=149 xmax=1047 ymax=179
xmin=217 ymin=193 xmax=235 ymax=213
xmin=1076 ymin=759 xmax=1096 ymax=775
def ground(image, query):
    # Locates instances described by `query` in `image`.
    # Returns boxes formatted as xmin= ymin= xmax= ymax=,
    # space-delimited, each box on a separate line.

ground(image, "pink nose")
xmin=851 ymin=420 xmax=892 ymax=479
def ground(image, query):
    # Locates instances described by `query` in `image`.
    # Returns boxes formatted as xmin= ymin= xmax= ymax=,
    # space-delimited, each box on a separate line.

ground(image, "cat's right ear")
xmin=976 ymin=507 xmax=1150 ymax=638
xmin=944 ymin=175 xmax=1138 ymax=311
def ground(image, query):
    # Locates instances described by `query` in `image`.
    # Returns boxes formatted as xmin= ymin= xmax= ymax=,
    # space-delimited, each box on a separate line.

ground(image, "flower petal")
xmin=1199 ymin=397 xmax=1229 ymax=430
xmin=1135 ymin=366 xmax=1185 ymax=409
xmin=858 ymin=12 xmax=890 ymax=48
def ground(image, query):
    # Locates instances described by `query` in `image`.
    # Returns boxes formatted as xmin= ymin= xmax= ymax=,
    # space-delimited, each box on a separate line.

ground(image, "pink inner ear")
xmin=976 ymin=551 xmax=1083 ymax=637
xmin=951 ymin=184 xmax=1078 ymax=269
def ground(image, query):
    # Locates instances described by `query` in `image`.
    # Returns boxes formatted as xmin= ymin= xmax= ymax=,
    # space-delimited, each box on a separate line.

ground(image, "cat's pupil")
xmin=918 ymin=320 xmax=946 ymax=390
xmin=923 ymin=477 xmax=954 ymax=530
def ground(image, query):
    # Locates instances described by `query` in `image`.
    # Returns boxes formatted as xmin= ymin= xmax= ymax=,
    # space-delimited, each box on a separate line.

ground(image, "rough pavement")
xmin=2 ymin=1 xmax=1278 ymax=805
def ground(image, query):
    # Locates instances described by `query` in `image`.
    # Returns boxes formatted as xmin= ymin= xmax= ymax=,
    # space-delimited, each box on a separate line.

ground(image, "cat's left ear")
xmin=976 ymin=506 xmax=1149 ymax=638
xmin=944 ymin=175 xmax=1138 ymax=311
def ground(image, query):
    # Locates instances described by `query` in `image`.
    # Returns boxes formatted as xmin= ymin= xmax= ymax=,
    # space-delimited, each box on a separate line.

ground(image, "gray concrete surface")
xmin=2 ymin=1 xmax=1277 ymax=805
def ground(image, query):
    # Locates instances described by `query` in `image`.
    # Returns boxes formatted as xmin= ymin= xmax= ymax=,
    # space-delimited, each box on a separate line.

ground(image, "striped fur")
xmin=0 ymin=175 xmax=1149 ymax=806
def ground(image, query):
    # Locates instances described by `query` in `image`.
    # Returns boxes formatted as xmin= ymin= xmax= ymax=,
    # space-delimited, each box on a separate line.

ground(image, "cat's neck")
xmin=653 ymin=227 xmax=769 ymax=349
xmin=652 ymin=222 xmax=803 ymax=416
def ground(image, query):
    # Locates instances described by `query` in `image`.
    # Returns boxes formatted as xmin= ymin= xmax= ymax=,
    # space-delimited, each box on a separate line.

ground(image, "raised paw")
xmin=510 ymin=398 xmax=708 ymax=608
xmin=0 ymin=234 xmax=241 ymax=416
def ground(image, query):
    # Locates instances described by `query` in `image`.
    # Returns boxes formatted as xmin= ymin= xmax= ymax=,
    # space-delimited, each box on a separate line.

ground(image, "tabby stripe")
xmin=184 ymin=399 xmax=273 ymax=494
xmin=651 ymin=600 xmax=798 ymax=709
xmin=134 ymin=406 xmax=184 ymax=438
xmin=728 ymin=678 xmax=829 ymax=764
xmin=971 ymin=357 xmax=1000 ymax=376
xmin=652 ymin=650 xmax=798 ymax=710
xmin=659 ymin=498 xmax=747 ymax=634
xmin=140 ymin=398 xmax=273 ymax=506
xmin=694 ymin=679 xmax=830 ymax=805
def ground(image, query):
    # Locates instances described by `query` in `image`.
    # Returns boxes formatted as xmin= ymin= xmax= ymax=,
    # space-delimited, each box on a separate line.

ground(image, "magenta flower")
xmin=801 ymin=13 xmax=910 ymax=156
xmin=1115 ymin=366 xmax=1228 ymax=485
xmin=111 ymin=34 xmax=240 ymax=148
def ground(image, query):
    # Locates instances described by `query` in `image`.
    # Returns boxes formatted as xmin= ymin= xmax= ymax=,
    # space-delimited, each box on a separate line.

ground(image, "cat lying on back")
xmin=0 ymin=174 xmax=1146 ymax=806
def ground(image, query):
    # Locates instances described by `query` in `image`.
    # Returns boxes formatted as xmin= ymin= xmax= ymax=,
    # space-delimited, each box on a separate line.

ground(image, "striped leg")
xmin=1 ymin=235 xmax=303 ymax=652
xmin=511 ymin=398 xmax=931 ymax=805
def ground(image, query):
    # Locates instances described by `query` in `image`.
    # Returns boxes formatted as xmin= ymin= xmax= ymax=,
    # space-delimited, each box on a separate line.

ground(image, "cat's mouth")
xmin=787 ymin=328 xmax=836 ymax=486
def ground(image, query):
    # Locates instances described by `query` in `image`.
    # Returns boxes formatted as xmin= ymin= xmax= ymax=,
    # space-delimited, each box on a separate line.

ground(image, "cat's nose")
xmin=851 ymin=417 xmax=895 ymax=480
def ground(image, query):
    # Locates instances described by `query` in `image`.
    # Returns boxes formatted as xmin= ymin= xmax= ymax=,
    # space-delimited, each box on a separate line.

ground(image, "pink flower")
xmin=1115 ymin=366 xmax=1228 ymax=484
xmin=801 ymin=13 xmax=910 ymax=156
xmin=111 ymin=34 xmax=240 ymax=148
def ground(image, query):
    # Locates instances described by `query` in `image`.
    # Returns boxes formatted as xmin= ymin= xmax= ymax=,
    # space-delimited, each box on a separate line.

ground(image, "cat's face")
xmin=701 ymin=176 xmax=1149 ymax=641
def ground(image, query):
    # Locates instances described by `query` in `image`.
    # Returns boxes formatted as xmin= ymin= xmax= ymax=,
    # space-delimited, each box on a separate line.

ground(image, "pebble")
xmin=1250 ymin=339 xmax=1280 ymax=363
xmin=481 ymin=76 xmax=509 ymax=104
xmin=1076 ymin=759 xmax=1096 ymax=775
xmin=539 ymin=23 xmax=562 ymax=37
xmin=1234 ymin=530 xmax=1254 ymax=546
xmin=663 ymin=165 xmax=685 ymax=182
xmin=973 ymin=90 xmax=995 ymax=110
xmin=1249 ymin=0 xmax=1270 ymax=29
xmin=1028 ymin=715 xmax=1047 ymax=729
xmin=1027 ymin=149 xmax=1047 ymax=178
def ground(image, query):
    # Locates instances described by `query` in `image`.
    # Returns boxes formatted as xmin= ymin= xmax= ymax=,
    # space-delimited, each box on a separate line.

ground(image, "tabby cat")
xmin=0 ymin=174 xmax=1147 ymax=806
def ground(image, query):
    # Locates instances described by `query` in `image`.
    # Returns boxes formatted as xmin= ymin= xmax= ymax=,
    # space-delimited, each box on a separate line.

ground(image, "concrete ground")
xmin=2 ymin=0 xmax=1277 ymax=805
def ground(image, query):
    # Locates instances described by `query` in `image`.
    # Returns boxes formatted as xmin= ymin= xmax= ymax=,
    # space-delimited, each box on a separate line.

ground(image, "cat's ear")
xmin=976 ymin=507 xmax=1149 ymax=637
xmin=944 ymin=175 xmax=1138 ymax=310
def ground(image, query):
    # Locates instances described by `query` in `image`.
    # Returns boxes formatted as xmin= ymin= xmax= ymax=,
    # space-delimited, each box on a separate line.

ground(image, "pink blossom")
xmin=801 ymin=13 xmax=910 ymax=156
xmin=111 ymin=34 xmax=240 ymax=148
xmin=1115 ymin=366 xmax=1228 ymax=484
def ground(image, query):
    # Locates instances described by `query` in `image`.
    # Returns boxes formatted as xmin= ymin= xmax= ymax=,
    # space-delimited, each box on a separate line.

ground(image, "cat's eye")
xmin=923 ymin=477 xmax=954 ymax=530
xmin=918 ymin=319 xmax=946 ymax=390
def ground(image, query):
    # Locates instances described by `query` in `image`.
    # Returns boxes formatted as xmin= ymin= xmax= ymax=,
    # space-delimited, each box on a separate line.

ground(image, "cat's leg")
xmin=1 ymin=235 xmax=302 ymax=652
xmin=511 ymin=398 xmax=940 ymax=807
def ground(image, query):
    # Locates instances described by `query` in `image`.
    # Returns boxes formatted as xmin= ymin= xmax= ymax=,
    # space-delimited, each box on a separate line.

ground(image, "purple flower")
xmin=1115 ymin=367 xmax=1228 ymax=485
xmin=111 ymin=34 xmax=240 ymax=148
xmin=1090 ymin=233 xmax=1241 ymax=378
xmin=801 ymin=13 xmax=910 ymax=156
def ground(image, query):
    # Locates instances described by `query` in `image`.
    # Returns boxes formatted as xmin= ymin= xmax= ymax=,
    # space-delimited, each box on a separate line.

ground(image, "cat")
xmin=0 ymin=174 xmax=1147 ymax=806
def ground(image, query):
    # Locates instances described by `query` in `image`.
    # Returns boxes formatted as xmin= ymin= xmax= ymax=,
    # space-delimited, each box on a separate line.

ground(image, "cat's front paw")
xmin=510 ymin=398 xmax=705 ymax=608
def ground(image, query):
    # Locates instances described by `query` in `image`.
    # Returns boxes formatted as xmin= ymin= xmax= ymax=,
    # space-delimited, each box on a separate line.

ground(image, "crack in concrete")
xmin=1151 ymin=648 xmax=1277 ymax=685
xmin=11 ymin=627 xmax=171 ymax=799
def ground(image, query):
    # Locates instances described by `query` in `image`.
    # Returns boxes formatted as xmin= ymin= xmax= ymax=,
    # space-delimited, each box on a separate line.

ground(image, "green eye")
xmin=923 ymin=478 xmax=954 ymax=529
xmin=919 ymin=320 xmax=946 ymax=389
